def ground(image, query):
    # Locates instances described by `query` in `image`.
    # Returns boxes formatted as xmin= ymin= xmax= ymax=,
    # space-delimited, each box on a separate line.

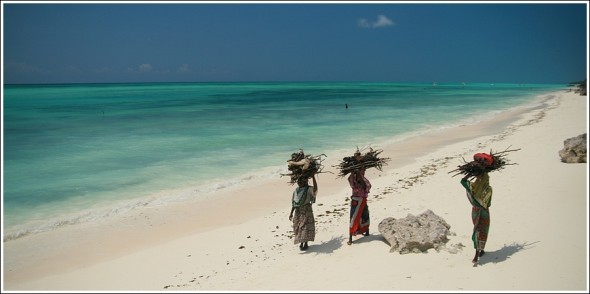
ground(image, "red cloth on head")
xmin=474 ymin=153 xmax=494 ymax=166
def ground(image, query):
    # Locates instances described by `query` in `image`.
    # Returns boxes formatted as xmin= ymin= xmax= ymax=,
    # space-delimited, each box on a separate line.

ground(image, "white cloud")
xmin=358 ymin=15 xmax=394 ymax=29
xmin=177 ymin=64 xmax=192 ymax=73
xmin=139 ymin=63 xmax=153 ymax=72
xmin=358 ymin=19 xmax=370 ymax=28
xmin=374 ymin=15 xmax=394 ymax=27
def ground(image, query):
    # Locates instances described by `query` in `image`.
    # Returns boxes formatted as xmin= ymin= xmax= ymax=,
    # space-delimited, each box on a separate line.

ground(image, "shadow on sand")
xmin=348 ymin=233 xmax=387 ymax=246
xmin=303 ymin=233 xmax=389 ymax=254
xmin=478 ymin=241 xmax=539 ymax=265
xmin=301 ymin=236 xmax=345 ymax=254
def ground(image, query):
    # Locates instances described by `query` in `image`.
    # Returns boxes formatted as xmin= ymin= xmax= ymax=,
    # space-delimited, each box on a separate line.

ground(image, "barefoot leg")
xmin=472 ymin=250 xmax=479 ymax=264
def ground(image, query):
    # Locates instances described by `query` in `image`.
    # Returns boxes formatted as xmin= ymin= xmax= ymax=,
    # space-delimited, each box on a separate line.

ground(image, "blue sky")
xmin=2 ymin=1 xmax=588 ymax=84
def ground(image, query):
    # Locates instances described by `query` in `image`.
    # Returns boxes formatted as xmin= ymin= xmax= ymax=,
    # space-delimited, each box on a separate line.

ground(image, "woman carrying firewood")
xmin=460 ymin=153 xmax=494 ymax=265
xmin=289 ymin=174 xmax=318 ymax=251
xmin=450 ymin=147 xmax=519 ymax=264
xmin=347 ymin=150 xmax=372 ymax=245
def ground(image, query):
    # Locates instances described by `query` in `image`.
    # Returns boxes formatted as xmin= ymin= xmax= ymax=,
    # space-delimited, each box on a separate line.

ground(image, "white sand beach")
xmin=3 ymin=90 xmax=588 ymax=292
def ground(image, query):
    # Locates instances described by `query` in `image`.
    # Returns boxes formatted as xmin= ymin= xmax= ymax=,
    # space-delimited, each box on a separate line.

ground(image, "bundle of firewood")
xmin=449 ymin=147 xmax=521 ymax=179
xmin=281 ymin=149 xmax=327 ymax=184
xmin=334 ymin=147 xmax=390 ymax=178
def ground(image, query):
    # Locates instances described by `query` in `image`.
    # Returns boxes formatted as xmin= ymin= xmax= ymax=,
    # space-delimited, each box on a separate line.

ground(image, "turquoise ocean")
xmin=2 ymin=82 xmax=566 ymax=241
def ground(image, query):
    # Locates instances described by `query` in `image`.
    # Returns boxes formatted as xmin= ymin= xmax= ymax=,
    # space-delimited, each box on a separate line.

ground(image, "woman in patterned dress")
xmin=347 ymin=162 xmax=372 ymax=246
xmin=289 ymin=174 xmax=318 ymax=250
xmin=461 ymin=171 xmax=492 ymax=264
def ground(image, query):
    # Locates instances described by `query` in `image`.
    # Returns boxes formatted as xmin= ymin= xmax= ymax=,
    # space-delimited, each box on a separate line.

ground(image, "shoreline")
xmin=3 ymin=90 xmax=588 ymax=291
xmin=2 ymin=88 xmax=553 ymax=241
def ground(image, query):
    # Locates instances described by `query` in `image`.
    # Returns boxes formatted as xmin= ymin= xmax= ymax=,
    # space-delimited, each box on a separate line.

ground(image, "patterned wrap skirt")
xmin=349 ymin=196 xmax=370 ymax=236
xmin=292 ymin=204 xmax=315 ymax=244
xmin=471 ymin=206 xmax=490 ymax=251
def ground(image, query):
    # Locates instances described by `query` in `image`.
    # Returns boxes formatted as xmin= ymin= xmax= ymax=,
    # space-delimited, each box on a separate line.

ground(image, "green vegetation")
xmin=568 ymin=79 xmax=587 ymax=96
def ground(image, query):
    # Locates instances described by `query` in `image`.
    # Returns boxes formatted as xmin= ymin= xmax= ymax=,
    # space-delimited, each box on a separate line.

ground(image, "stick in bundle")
xmin=281 ymin=149 xmax=328 ymax=184
xmin=334 ymin=147 xmax=390 ymax=178
xmin=449 ymin=146 xmax=521 ymax=179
